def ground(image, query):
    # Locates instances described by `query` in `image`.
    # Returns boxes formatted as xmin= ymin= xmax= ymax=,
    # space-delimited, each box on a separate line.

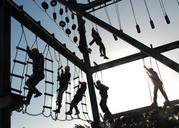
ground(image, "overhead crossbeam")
xmin=58 ymin=0 xmax=179 ymax=73
xmin=92 ymin=41 xmax=179 ymax=73
xmin=5 ymin=0 xmax=87 ymax=72
xmin=78 ymin=0 xmax=122 ymax=13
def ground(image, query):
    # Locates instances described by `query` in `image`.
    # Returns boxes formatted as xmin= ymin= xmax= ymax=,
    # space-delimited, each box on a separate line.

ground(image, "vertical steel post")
xmin=74 ymin=1 xmax=101 ymax=126
xmin=0 ymin=1 xmax=11 ymax=128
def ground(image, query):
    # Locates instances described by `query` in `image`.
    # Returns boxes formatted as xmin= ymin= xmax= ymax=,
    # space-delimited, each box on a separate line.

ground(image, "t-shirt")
xmin=96 ymin=84 xmax=109 ymax=97
xmin=59 ymin=72 xmax=71 ymax=87
xmin=27 ymin=50 xmax=44 ymax=74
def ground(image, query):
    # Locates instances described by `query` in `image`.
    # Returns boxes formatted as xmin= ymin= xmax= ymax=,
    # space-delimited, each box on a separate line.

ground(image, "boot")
xmin=151 ymin=102 xmax=158 ymax=107
xmin=75 ymin=109 xmax=80 ymax=115
xmin=23 ymin=100 xmax=30 ymax=106
xmin=53 ymin=109 xmax=60 ymax=113
xmin=53 ymin=103 xmax=61 ymax=113
xmin=34 ymin=91 xmax=42 ymax=98
xmin=104 ymin=56 xmax=109 ymax=59
xmin=65 ymin=110 xmax=72 ymax=115
xmin=164 ymin=100 xmax=170 ymax=106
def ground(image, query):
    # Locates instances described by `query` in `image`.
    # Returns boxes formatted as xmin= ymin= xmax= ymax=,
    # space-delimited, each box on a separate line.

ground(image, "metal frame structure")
xmin=0 ymin=0 xmax=179 ymax=128
xmin=58 ymin=0 xmax=179 ymax=73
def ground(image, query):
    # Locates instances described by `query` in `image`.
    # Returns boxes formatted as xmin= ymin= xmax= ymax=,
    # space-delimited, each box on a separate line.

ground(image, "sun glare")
xmin=101 ymin=60 xmax=156 ymax=113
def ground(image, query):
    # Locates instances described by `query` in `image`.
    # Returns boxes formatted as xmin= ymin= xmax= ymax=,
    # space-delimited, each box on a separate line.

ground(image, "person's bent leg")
xmin=66 ymin=99 xmax=74 ymax=115
xmin=33 ymin=74 xmax=44 ymax=97
xmin=100 ymin=43 xmax=109 ymax=59
xmin=74 ymin=106 xmax=80 ymax=115
xmin=25 ymin=75 xmax=35 ymax=91
xmin=152 ymin=86 xmax=158 ymax=106
xmin=100 ymin=97 xmax=111 ymax=114
xmin=24 ymin=90 xmax=33 ymax=105
xmin=54 ymin=87 xmax=67 ymax=113
xmin=100 ymin=44 xmax=106 ymax=57
xmin=159 ymin=85 xmax=170 ymax=105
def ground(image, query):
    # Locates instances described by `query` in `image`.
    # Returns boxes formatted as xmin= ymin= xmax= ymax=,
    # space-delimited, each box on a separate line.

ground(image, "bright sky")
xmin=10 ymin=0 xmax=179 ymax=128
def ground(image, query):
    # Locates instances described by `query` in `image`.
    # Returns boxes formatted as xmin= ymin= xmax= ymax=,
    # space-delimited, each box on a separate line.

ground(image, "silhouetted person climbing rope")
xmin=24 ymin=46 xmax=44 ymax=106
xmin=78 ymin=19 xmax=92 ymax=55
xmin=144 ymin=66 xmax=170 ymax=107
xmin=54 ymin=66 xmax=71 ymax=113
xmin=95 ymin=80 xmax=112 ymax=120
xmin=66 ymin=81 xmax=87 ymax=115
xmin=89 ymin=28 xmax=109 ymax=59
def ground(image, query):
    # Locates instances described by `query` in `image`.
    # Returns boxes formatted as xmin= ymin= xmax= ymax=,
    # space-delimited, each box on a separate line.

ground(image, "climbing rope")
xmin=142 ymin=58 xmax=153 ymax=103
xmin=77 ymin=68 xmax=92 ymax=123
xmin=150 ymin=44 xmax=166 ymax=92
xmin=87 ymin=0 xmax=98 ymax=33
xmin=81 ymin=91 xmax=92 ymax=123
xmin=177 ymin=0 xmax=179 ymax=6
xmin=11 ymin=25 xmax=28 ymax=95
xmin=93 ymin=62 xmax=103 ymax=83
xmin=155 ymin=59 xmax=166 ymax=92
xmin=143 ymin=0 xmax=155 ymax=29
xmin=52 ymin=50 xmax=63 ymax=121
xmin=129 ymin=0 xmax=141 ymax=33
xmin=31 ymin=35 xmax=39 ymax=49
xmin=65 ymin=82 xmax=72 ymax=121
xmin=23 ymin=35 xmax=40 ymax=97
xmin=73 ymin=65 xmax=80 ymax=94
xmin=23 ymin=43 xmax=48 ymax=117
xmin=104 ymin=4 xmax=118 ymax=40
xmin=158 ymin=0 xmax=170 ymax=24
xmin=42 ymin=45 xmax=54 ymax=118
xmin=114 ymin=0 xmax=123 ymax=31
xmin=23 ymin=107 xmax=43 ymax=117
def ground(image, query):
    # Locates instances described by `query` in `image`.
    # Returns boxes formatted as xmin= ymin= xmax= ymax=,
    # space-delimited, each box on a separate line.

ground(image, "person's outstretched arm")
xmin=144 ymin=65 xmax=148 ymax=70
xmin=89 ymin=39 xmax=95 ymax=46
xmin=144 ymin=66 xmax=152 ymax=77
xmin=94 ymin=83 xmax=99 ymax=90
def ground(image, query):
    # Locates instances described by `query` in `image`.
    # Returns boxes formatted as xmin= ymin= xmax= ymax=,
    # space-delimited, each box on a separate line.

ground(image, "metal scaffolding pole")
xmin=0 ymin=0 xmax=11 ymax=128
xmin=75 ymin=0 xmax=101 ymax=125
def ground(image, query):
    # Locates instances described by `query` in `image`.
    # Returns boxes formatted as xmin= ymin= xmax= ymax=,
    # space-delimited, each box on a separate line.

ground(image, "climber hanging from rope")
xmin=94 ymin=80 xmax=112 ymax=120
xmin=77 ymin=19 xmax=92 ymax=55
xmin=53 ymin=65 xmax=71 ymax=113
xmin=23 ymin=46 xmax=45 ymax=106
xmin=144 ymin=65 xmax=170 ymax=107
xmin=89 ymin=28 xmax=109 ymax=59
xmin=66 ymin=81 xmax=87 ymax=115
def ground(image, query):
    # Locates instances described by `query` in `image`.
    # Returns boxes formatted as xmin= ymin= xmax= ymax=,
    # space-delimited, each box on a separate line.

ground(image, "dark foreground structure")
xmin=103 ymin=103 xmax=179 ymax=128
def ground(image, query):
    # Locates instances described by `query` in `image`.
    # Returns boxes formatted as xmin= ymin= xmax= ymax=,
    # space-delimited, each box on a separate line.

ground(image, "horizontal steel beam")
xmin=78 ymin=0 xmax=122 ymax=12
xmin=92 ymin=41 xmax=179 ymax=73
xmin=58 ymin=0 xmax=179 ymax=73
xmin=5 ymin=0 xmax=87 ymax=72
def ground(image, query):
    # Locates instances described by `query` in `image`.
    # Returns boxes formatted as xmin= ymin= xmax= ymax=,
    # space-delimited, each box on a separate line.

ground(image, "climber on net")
xmin=89 ymin=28 xmax=109 ymax=59
xmin=24 ymin=46 xmax=45 ymax=106
xmin=66 ymin=81 xmax=87 ymax=115
xmin=53 ymin=66 xmax=71 ymax=113
xmin=95 ymin=80 xmax=112 ymax=120
xmin=144 ymin=66 xmax=170 ymax=107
